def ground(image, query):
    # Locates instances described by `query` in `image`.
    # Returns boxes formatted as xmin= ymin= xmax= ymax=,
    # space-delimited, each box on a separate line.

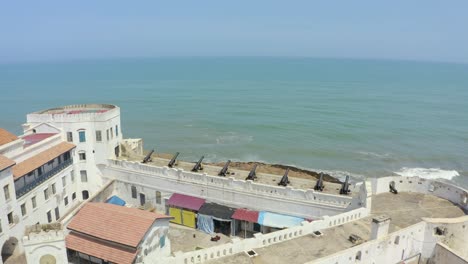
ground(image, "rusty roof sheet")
xmin=0 ymin=128 xmax=18 ymax=146
xmin=67 ymin=203 xmax=172 ymax=248
xmin=66 ymin=232 xmax=137 ymax=264
xmin=0 ymin=155 xmax=15 ymax=172
xmin=12 ymin=142 xmax=75 ymax=179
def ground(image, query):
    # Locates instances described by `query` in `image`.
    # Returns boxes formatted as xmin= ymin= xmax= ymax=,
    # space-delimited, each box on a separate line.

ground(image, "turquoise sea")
xmin=1 ymin=58 xmax=467 ymax=187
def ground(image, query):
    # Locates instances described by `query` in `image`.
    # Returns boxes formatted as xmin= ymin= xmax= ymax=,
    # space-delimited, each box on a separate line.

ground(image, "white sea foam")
xmin=394 ymin=167 xmax=460 ymax=181
xmin=215 ymin=132 xmax=253 ymax=145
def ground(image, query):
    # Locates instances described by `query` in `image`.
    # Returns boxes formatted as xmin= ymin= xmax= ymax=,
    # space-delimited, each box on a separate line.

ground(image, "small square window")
xmin=79 ymin=152 xmax=86 ymax=161
xmin=32 ymin=196 xmax=37 ymax=209
xmin=78 ymin=131 xmax=86 ymax=142
xmin=7 ymin=212 xmax=14 ymax=225
xmin=80 ymin=170 xmax=88 ymax=182
xmin=96 ymin=130 xmax=102 ymax=142
xmin=67 ymin=132 xmax=73 ymax=142
xmin=44 ymin=188 xmax=49 ymax=200
xmin=21 ymin=203 xmax=27 ymax=216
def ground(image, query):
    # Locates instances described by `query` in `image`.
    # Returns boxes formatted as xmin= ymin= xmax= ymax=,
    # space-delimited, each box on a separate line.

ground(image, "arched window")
xmin=82 ymin=190 xmax=89 ymax=200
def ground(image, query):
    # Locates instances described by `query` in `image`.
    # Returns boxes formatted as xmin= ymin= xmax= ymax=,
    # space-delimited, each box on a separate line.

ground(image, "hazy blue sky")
xmin=1 ymin=1 xmax=468 ymax=63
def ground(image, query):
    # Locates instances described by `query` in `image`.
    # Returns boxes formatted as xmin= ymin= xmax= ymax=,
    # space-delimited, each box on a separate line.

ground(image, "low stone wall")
xmin=371 ymin=176 xmax=468 ymax=213
xmin=159 ymin=207 xmax=369 ymax=264
xmin=105 ymin=160 xmax=365 ymax=218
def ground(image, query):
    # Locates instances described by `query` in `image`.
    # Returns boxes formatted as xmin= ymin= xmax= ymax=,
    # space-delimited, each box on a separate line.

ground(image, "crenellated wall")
xmin=104 ymin=159 xmax=367 ymax=219
xmin=22 ymin=228 xmax=68 ymax=264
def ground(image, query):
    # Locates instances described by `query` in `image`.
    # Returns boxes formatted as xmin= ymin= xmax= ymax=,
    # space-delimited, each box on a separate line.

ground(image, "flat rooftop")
xmin=32 ymin=104 xmax=116 ymax=115
xmin=168 ymin=224 xmax=232 ymax=253
xmin=118 ymin=154 xmax=353 ymax=196
xmin=205 ymin=192 xmax=466 ymax=264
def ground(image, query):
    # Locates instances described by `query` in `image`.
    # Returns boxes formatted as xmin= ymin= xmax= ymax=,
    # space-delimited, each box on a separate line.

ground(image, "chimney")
xmin=371 ymin=215 xmax=391 ymax=240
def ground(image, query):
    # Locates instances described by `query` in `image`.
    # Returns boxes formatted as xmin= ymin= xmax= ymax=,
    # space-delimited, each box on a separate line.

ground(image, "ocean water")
xmin=1 ymin=57 xmax=467 ymax=187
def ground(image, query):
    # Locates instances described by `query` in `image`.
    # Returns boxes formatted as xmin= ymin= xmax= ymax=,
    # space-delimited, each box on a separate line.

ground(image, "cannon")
xmin=142 ymin=149 xmax=154 ymax=164
xmin=314 ymin=172 xmax=325 ymax=191
xmin=218 ymin=160 xmax=231 ymax=176
xmin=389 ymin=181 xmax=398 ymax=194
xmin=191 ymin=156 xmax=205 ymax=172
xmin=168 ymin=152 xmax=180 ymax=168
xmin=339 ymin=175 xmax=351 ymax=195
xmin=278 ymin=168 xmax=290 ymax=186
xmin=245 ymin=164 xmax=258 ymax=181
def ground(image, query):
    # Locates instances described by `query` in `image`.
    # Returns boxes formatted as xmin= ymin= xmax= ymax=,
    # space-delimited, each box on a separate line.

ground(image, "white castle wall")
xmin=103 ymin=160 xmax=367 ymax=219
xmin=371 ymin=176 xmax=468 ymax=213
xmin=428 ymin=243 xmax=468 ymax=264
xmin=22 ymin=229 xmax=68 ymax=264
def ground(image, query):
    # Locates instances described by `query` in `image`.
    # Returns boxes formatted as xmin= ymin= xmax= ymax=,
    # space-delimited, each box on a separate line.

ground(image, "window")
xmin=106 ymin=129 xmax=109 ymax=141
xmin=44 ymin=188 xmax=49 ymax=200
xmin=21 ymin=203 xmax=27 ymax=216
xmin=78 ymin=131 xmax=86 ymax=142
xmin=62 ymin=176 xmax=66 ymax=187
xmin=110 ymin=127 xmax=113 ymax=139
xmin=116 ymin=125 xmax=119 ymax=136
xmin=52 ymin=183 xmax=56 ymax=194
xmin=47 ymin=211 xmax=52 ymax=223
xmin=3 ymin=184 xmax=10 ymax=200
xmin=32 ymin=196 xmax=37 ymax=209
xmin=7 ymin=212 xmax=14 ymax=225
xmin=131 ymin=186 xmax=137 ymax=199
xmin=72 ymin=192 xmax=76 ymax=200
xmin=82 ymin=190 xmax=89 ymax=200
xmin=71 ymin=170 xmax=75 ymax=182
xmin=0 ymin=219 xmax=2 ymax=233
xmin=156 ymin=191 xmax=162 ymax=204
xmin=64 ymin=196 xmax=69 ymax=206
xmin=79 ymin=152 xmax=86 ymax=161
xmin=96 ymin=130 xmax=102 ymax=142
xmin=67 ymin=132 xmax=73 ymax=142
xmin=80 ymin=170 xmax=88 ymax=182
xmin=55 ymin=207 xmax=60 ymax=220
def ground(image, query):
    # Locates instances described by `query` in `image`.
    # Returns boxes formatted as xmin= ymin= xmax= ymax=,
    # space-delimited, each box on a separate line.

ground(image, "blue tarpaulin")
xmin=197 ymin=214 xmax=214 ymax=235
xmin=106 ymin=195 xmax=126 ymax=206
xmin=258 ymin=211 xmax=304 ymax=229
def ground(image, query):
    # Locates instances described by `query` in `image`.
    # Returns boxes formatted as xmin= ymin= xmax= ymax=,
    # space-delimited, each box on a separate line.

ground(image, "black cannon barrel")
xmin=142 ymin=149 xmax=154 ymax=163
xmin=168 ymin=152 xmax=180 ymax=168
xmin=191 ymin=156 xmax=205 ymax=172
xmin=245 ymin=164 xmax=258 ymax=181
xmin=278 ymin=168 xmax=290 ymax=186
xmin=218 ymin=160 xmax=231 ymax=176
xmin=314 ymin=172 xmax=325 ymax=191
xmin=339 ymin=175 xmax=351 ymax=195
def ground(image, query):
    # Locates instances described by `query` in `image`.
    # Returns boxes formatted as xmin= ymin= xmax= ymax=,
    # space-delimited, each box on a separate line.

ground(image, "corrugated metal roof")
xmin=66 ymin=232 xmax=137 ymax=264
xmin=231 ymin=208 xmax=259 ymax=223
xmin=198 ymin=203 xmax=236 ymax=220
xmin=67 ymin=203 xmax=172 ymax=248
xmin=167 ymin=193 xmax=206 ymax=211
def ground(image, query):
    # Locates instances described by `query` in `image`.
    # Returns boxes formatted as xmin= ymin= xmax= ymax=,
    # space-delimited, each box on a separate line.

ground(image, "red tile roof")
xmin=0 ymin=128 xmax=18 ymax=146
xmin=67 ymin=203 xmax=172 ymax=248
xmin=12 ymin=142 xmax=75 ymax=180
xmin=167 ymin=193 xmax=206 ymax=211
xmin=0 ymin=155 xmax=15 ymax=172
xmin=66 ymin=232 xmax=137 ymax=264
xmin=232 ymin=208 xmax=260 ymax=223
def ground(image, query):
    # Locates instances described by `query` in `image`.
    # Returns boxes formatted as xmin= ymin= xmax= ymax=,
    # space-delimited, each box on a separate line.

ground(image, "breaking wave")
xmin=394 ymin=167 xmax=460 ymax=181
